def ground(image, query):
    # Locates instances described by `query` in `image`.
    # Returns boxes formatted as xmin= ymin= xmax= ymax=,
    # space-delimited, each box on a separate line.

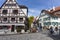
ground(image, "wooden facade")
xmin=0 ymin=0 xmax=28 ymax=33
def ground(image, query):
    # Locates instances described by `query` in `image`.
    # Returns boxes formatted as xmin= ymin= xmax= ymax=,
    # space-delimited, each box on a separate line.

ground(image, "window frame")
xmin=11 ymin=18 xmax=15 ymax=21
xmin=3 ymin=18 xmax=7 ymax=21
xmin=2 ymin=10 xmax=8 ymax=15
xmin=19 ymin=18 xmax=23 ymax=22
xmin=13 ymin=10 xmax=18 ymax=15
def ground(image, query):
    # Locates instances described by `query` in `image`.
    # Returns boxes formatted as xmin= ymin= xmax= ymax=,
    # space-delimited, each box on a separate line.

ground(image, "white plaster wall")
xmin=21 ymin=9 xmax=27 ymax=16
xmin=39 ymin=14 xmax=50 ymax=26
xmin=39 ymin=12 xmax=60 ymax=30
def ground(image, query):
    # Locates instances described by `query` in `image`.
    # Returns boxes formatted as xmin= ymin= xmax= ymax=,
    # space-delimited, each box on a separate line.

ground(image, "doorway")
xmin=11 ymin=25 xmax=15 ymax=32
xmin=16 ymin=26 xmax=24 ymax=32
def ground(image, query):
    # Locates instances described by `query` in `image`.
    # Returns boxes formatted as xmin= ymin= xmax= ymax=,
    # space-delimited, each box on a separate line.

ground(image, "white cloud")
xmin=28 ymin=12 xmax=33 ymax=17
xmin=28 ymin=9 xmax=40 ymax=17
xmin=29 ymin=9 xmax=40 ymax=13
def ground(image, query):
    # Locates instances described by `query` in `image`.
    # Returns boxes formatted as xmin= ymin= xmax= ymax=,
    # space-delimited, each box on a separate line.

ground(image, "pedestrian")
xmin=40 ymin=26 xmax=42 ymax=31
xmin=55 ymin=27 xmax=58 ymax=31
xmin=54 ymin=27 xmax=59 ymax=35
xmin=49 ymin=27 xmax=54 ymax=34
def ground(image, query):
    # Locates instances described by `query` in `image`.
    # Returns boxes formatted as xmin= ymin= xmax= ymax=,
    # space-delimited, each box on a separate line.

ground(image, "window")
xmin=11 ymin=18 xmax=15 ymax=21
xmin=3 ymin=26 xmax=8 ymax=29
xmin=58 ymin=23 xmax=60 ymax=25
xmin=19 ymin=18 xmax=23 ymax=21
xmin=47 ymin=22 xmax=51 ymax=25
xmin=52 ymin=16 xmax=58 ymax=20
xmin=2 ymin=10 xmax=7 ymax=14
xmin=43 ymin=17 xmax=50 ymax=21
xmin=9 ymin=0 xmax=12 ymax=1
xmin=13 ymin=10 xmax=18 ymax=14
xmin=47 ymin=17 xmax=50 ymax=20
xmin=39 ymin=19 xmax=42 ymax=21
xmin=0 ymin=26 xmax=3 ymax=29
xmin=0 ymin=18 xmax=1 ymax=21
xmin=0 ymin=26 xmax=8 ymax=29
xmin=52 ymin=22 xmax=58 ymax=26
xmin=3 ymin=18 xmax=7 ymax=21
xmin=44 ymin=22 xmax=51 ymax=26
xmin=44 ymin=22 xmax=47 ymax=26
xmin=5 ymin=4 xmax=16 ymax=6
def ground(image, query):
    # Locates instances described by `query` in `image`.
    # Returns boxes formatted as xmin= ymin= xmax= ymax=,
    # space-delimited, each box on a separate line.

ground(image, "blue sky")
xmin=0 ymin=0 xmax=60 ymax=17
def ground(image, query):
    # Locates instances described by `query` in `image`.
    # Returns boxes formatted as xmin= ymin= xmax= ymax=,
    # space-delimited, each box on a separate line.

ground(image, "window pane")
xmin=11 ymin=18 xmax=15 ymax=21
xmin=43 ymin=17 xmax=50 ymax=21
xmin=52 ymin=16 xmax=58 ymax=20
xmin=3 ymin=26 xmax=8 ymax=29
xmin=2 ymin=10 xmax=7 ymax=14
xmin=5 ymin=4 xmax=16 ymax=6
xmin=9 ymin=0 xmax=12 ymax=1
xmin=52 ymin=22 xmax=58 ymax=26
xmin=44 ymin=22 xmax=51 ymax=26
xmin=3 ymin=18 xmax=7 ymax=21
xmin=19 ymin=18 xmax=23 ymax=21
xmin=13 ymin=10 xmax=18 ymax=14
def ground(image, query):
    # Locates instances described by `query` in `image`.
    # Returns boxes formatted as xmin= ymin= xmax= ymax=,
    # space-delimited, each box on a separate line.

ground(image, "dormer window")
xmin=2 ymin=10 xmax=7 ymax=15
xmin=13 ymin=10 xmax=18 ymax=15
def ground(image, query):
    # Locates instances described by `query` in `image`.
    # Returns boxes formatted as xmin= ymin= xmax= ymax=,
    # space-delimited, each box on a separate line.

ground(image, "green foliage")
xmin=28 ymin=16 xmax=34 ymax=28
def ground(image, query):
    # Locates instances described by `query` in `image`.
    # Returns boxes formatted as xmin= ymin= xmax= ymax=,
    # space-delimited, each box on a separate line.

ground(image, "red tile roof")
xmin=41 ymin=6 xmax=60 ymax=17
xmin=55 ymin=6 xmax=60 ymax=11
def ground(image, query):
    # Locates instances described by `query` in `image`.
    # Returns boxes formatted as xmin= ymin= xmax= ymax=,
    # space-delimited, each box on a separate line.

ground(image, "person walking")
xmin=54 ymin=27 xmax=59 ymax=35
xmin=49 ymin=27 xmax=54 ymax=34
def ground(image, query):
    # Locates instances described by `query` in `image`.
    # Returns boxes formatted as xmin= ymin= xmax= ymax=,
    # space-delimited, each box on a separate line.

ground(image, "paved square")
xmin=0 ymin=33 xmax=53 ymax=40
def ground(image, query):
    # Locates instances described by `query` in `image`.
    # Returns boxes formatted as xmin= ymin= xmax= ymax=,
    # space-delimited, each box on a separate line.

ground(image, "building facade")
xmin=39 ymin=6 xmax=60 ymax=30
xmin=0 ymin=0 xmax=28 ymax=33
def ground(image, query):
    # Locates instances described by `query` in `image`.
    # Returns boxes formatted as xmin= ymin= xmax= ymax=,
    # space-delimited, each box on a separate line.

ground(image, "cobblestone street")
xmin=0 ymin=32 xmax=53 ymax=40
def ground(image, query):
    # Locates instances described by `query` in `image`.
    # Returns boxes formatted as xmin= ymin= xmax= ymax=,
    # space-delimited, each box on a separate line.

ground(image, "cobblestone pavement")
xmin=41 ymin=30 xmax=60 ymax=40
xmin=0 ymin=32 xmax=53 ymax=40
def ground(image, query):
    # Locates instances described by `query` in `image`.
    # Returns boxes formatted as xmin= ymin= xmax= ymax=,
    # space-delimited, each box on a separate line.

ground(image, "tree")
xmin=28 ymin=16 xmax=34 ymax=28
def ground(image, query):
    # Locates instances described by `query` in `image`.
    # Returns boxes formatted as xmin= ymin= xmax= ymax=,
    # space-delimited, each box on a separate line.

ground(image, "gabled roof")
xmin=0 ymin=0 xmax=28 ymax=9
xmin=0 ymin=0 xmax=7 ymax=8
xmin=50 ymin=6 xmax=60 ymax=13
xmin=41 ymin=6 xmax=60 ymax=17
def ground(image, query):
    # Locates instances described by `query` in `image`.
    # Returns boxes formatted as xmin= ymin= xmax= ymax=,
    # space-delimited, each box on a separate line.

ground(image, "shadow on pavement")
xmin=48 ymin=29 xmax=60 ymax=40
xmin=41 ymin=30 xmax=60 ymax=40
xmin=48 ymin=34 xmax=60 ymax=40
